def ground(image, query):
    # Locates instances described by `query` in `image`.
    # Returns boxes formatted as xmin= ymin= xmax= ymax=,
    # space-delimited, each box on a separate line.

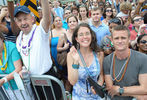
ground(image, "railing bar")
xmin=8 ymin=81 xmax=18 ymax=100
xmin=2 ymin=86 xmax=10 ymax=99
xmin=42 ymin=86 xmax=48 ymax=100
xmin=49 ymin=80 xmax=56 ymax=100
xmin=20 ymin=90 xmax=25 ymax=100
xmin=33 ymin=85 xmax=40 ymax=100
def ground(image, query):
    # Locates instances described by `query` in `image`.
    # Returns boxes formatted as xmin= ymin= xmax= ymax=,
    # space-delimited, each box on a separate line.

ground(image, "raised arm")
xmin=67 ymin=46 xmax=79 ymax=85
xmin=134 ymin=0 xmax=145 ymax=15
xmin=7 ymin=1 xmax=20 ymax=35
xmin=40 ymin=0 xmax=51 ymax=33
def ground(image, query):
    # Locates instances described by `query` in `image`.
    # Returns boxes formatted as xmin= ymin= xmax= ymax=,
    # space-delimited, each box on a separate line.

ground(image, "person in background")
xmin=0 ymin=6 xmax=18 ymax=43
xmin=37 ymin=6 xmax=42 ymax=21
xmin=57 ymin=15 xmax=78 ymax=93
xmin=112 ymin=8 xmax=117 ymax=17
xmin=101 ymin=17 xmax=122 ymax=56
xmin=91 ymin=0 xmax=99 ymax=9
xmin=50 ymin=16 xmax=66 ymax=70
xmin=119 ymin=2 xmax=132 ymax=30
xmin=130 ymin=15 xmax=145 ymax=41
xmin=67 ymin=23 xmax=104 ymax=100
xmin=89 ymin=7 xmax=110 ymax=46
xmin=102 ymin=6 xmax=114 ymax=25
xmin=53 ymin=0 xmax=64 ymax=21
xmin=0 ymin=32 xmax=31 ymax=100
xmin=136 ymin=34 xmax=147 ymax=54
xmin=78 ymin=4 xmax=90 ymax=24
xmin=71 ymin=6 xmax=79 ymax=18
xmin=98 ymin=1 xmax=105 ymax=13
xmin=62 ymin=8 xmax=71 ymax=30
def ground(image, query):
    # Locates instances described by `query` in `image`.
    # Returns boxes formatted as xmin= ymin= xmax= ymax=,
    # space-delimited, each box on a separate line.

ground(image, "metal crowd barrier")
xmin=0 ymin=74 xmax=69 ymax=100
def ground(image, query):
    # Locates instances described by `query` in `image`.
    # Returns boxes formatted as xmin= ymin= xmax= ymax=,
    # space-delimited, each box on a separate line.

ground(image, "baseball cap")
xmin=14 ymin=5 xmax=31 ymax=17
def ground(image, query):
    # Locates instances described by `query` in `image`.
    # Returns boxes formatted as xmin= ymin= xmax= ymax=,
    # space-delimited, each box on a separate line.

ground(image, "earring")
xmin=76 ymin=42 xmax=80 ymax=50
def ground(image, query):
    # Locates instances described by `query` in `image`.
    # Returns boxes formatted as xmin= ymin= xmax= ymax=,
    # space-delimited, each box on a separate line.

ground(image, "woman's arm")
xmin=0 ymin=59 xmax=22 ymax=86
xmin=57 ymin=33 xmax=69 ymax=52
xmin=67 ymin=46 xmax=79 ymax=85
xmin=97 ymin=51 xmax=104 ymax=86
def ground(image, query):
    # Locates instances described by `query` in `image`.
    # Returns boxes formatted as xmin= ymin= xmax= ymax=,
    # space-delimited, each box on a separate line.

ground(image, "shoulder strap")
xmin=78 ymin=50 xmax=100 ymax=77
xmin=51 ymin=30 xmax=53 ymax=38
xmin=77 ymin=50 xmax=91 ymax=76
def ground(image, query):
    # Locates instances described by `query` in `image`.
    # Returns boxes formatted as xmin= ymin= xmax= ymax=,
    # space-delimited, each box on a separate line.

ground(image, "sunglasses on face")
xmin=133 ymin=17 xmax=144 ymax=22
xmin=106 ymin=10 xmax=112 ymax=12
xmin=140 ymin=40 xmax=147 ymax=44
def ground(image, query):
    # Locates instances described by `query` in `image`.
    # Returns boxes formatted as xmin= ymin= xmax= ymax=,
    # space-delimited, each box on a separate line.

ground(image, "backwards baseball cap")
xmin=14 ymin=5 xmax=31 ymax=17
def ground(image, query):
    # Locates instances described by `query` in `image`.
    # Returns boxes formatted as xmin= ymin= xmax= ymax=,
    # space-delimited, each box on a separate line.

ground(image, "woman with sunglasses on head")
xmin=102 ymin=6 xmax=114 ymax=25
xmin=136 ymin=34 xmax=147 ymax=54
xmin=67 ymin=23 xmax=104 ymax=100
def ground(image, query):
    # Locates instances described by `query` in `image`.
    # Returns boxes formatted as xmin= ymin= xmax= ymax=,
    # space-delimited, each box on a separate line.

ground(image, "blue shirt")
xmin=89 ymin=22 xmax=110 ymax=46
xmin=62 ymin=19 xmax=69 ymax=30
xmin=0 ymin=41 xmax=21 ymax=90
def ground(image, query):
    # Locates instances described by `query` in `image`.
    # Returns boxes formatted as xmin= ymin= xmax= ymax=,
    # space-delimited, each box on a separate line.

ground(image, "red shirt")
xmin=130 ymin=30 xmax=137 ymax=41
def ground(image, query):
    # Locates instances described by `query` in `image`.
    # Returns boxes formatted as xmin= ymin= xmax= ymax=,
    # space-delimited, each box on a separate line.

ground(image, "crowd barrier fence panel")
xmin=0 ymin=74 xmax=68 ymax=100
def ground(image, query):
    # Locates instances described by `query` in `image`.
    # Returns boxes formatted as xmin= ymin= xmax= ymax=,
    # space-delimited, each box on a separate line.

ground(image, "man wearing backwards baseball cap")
xmin=13 ymin=0 xmax=61 ymax=99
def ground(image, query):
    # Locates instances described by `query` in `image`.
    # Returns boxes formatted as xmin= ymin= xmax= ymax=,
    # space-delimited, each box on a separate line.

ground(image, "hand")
xmin=91 ymin=86 xmax=96 ymax=95
xmin=139 ymin=0 xmax=145 ymax=4
xmin=139 ymin=24 xmax=147 ymax=35
xmin=70 ymin=46 xmax=80 ymax=62
xmin=0 ymin=9 xmax=8 ymax=17
xmin=63 ymin=42 xmax=69 ymax=50
xmin=19 ymin=70 xmax=23 ymax=78
xmin=0 ymin=79 xmax=5 ymax=87
xmin=107 ymin=86 xmax=120 ymax=97
xmin=137 ymin=95 xmax=147 ymax=100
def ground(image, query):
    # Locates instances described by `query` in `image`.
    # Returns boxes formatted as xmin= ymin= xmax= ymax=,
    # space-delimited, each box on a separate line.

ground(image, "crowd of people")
xmin=0 ymin=0 xmax=147 ymax=100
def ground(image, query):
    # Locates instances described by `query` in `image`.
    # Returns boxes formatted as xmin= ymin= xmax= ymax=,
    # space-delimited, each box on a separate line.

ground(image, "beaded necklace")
xmin=110 ymin=50 xmax=131 ymax=82
xmin=19 ymin=26 xmax=37 ymax=70
xmin=19 ymin=26 xmax=37 ymax=56
xmin=0 ymin=42 xmax=8 ymax=71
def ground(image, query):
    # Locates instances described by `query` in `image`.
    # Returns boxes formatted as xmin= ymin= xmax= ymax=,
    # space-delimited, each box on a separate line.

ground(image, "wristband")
xmin=2 ymin=77 xmax=8 ymax=83
xmin=72 ymin=64 xmax=79 ymax=69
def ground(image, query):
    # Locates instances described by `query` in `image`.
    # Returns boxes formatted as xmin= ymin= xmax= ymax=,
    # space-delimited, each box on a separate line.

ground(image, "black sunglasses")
xmin=133 ymin=17 xmax=144 ymax=22
xmin=106 ymin=10 xmax=112 ymax=12
xmin=140 ymin=40 xmax=147 ymax=44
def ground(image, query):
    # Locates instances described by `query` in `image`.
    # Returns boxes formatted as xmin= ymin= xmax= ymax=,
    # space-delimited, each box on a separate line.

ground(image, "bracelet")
xmin=7 ymin=0 xmax=13 ymax=2
xmin=72 ymin=64 xmax=79 ymax=69
xmin=2 ymin=77 xmax=8 ymax=83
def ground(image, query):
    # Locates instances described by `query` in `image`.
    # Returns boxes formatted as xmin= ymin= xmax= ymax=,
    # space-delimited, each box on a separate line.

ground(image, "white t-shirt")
xmin=16 ymin=24 xmax=52 ymax=75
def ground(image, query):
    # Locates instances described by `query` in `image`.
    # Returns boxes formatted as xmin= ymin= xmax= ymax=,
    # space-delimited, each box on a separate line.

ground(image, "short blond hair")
xmin=120 ymin=2 xmax=132 ymax=11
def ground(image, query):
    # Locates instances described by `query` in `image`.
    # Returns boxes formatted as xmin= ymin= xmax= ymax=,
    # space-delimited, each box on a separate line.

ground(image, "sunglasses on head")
xmin=133 ymin=17 xmax=144 ymax=22
xmin=140 ymin=40 xmax=147 ymax=44
xmin=106 ymin=10 xmax=112 ymax=12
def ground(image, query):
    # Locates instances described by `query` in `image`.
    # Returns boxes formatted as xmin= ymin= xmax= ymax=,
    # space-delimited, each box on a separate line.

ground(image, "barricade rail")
xmin=0 ymin=74 xmax=70 ymax=100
